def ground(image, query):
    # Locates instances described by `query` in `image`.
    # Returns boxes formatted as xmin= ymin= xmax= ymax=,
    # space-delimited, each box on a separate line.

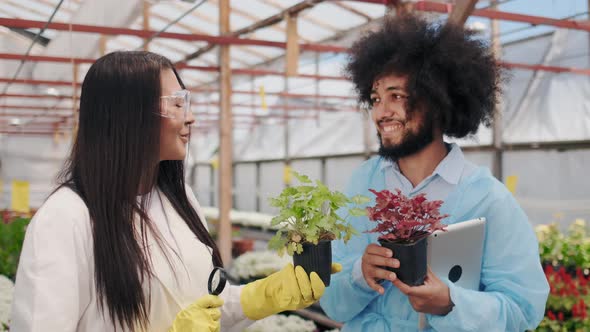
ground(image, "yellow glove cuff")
xmin=240 ymin=264 xmax=326 ymax=320
xmin=240 ymin=277 xmax=274 ymax=320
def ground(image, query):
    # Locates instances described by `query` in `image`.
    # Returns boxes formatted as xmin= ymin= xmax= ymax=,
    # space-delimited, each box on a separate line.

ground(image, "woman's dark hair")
xmin=346 ymin=14 xmax=503 ymax=138
xmin=57 ymin=51 xmax=222 ymax=331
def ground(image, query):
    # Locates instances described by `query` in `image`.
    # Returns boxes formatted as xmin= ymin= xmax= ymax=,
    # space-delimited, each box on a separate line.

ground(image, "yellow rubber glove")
xmin=331 ymin=263 xmax=342 ymax=274
xmin=169 ymin=294 xmax=223 ymax=332
xmin=240 ymin=263 xmax=342 ymax=320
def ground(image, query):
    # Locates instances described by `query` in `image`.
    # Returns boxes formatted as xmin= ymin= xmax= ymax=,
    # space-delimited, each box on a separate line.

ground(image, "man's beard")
xmin=377 ymin=114 xmax=435 ymax=161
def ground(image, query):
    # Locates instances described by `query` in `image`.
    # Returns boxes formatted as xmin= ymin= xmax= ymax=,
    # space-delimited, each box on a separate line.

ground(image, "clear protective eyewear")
xmin=159 ymin=89 xmax=191 ymax=120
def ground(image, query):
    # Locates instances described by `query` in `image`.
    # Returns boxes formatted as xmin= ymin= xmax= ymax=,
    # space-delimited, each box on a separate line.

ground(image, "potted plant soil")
xmin=267 ymin=171 xmax=367 ymax=286
xmin=366 ymin=189 xmax=448 ymax=286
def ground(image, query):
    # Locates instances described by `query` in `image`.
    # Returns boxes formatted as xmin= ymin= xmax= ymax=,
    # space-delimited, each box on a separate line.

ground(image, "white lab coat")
xmin=11 ymin=186 xmax=252 ymax=332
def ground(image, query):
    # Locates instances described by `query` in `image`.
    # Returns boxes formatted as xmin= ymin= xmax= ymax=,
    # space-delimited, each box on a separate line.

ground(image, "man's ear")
xmin=429 ymin=109 xmax=446 ymax=136
xmin=433 ymin=124 xmax=444 ymax=138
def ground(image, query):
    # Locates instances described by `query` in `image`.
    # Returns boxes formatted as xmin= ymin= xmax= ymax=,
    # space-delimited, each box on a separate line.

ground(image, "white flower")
xmin=0 ymin=275 xmax=14 ymax=331
xmin=244 ymin=314 xmax=316 ymax=332
xmin=291 ymin=234 xmax=302 ymax=243
xmin=202 ymin=207 xmax=277 ymax=230
xmin=230 ymin=251 xmax=291 ymax=280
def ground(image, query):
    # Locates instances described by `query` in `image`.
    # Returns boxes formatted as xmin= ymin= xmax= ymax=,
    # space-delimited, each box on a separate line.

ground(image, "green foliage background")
xmin=0 ymin=216 xmax=29 ymax=280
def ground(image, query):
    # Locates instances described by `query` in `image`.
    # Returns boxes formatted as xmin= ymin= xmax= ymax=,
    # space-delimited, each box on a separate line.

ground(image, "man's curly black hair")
xmin=346 ymin=14 xmax=503 ymax=138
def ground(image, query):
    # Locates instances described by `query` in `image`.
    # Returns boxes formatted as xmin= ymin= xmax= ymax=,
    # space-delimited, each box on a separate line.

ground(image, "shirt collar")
xmin=379 ymin=156 xmax=397 ymax=172
xmin=433 ymin=143 xmax=464 ymax=185
xmin=379 ymin=142 xmax=465 ymax=185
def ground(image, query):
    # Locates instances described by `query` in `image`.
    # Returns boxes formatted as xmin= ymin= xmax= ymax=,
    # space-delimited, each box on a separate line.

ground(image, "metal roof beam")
xmin=350 ymin=0 xmax=590 ymax=32
xmin=258 ymin=0 xmax=339 ymax=32
xmin=180 ymin=0 xmax=324 ymax=63
xmin=448 ymin=0 xmax=478 ymax=26
xmin=0 ymin=17 xmax=346 ymax=52
xmin=331 ymin=2 xmax=372 ymax=21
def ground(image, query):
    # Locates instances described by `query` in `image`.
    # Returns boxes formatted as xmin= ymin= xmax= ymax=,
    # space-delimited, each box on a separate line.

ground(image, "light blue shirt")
xmin=320 ymin=144 xmax=549 ymax=332
xmin=381 ymin=143 xmax=476 ymax=202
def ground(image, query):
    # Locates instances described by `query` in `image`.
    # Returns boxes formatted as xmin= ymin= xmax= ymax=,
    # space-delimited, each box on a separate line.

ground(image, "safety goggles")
xmin=159 ymin=89 xmax=191 ymax=120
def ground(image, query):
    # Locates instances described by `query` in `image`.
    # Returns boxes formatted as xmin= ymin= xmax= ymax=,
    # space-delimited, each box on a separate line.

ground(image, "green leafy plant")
xmin=536 ymin=223 xmax=565 ymax=266
xmin=0 ymin=216 xmax=29 ymax=280
xmin=267 ymin=171 xmax=369 ymax=256
xmin=535 ymin=220 xmax=590 ymax=272
xmin=561 ymin=220 xmax=590 ymax=270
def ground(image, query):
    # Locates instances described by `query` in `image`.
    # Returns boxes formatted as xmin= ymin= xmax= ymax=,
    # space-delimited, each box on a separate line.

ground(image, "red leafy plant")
xmin=366 ymin=189 xmax=449 ymax=242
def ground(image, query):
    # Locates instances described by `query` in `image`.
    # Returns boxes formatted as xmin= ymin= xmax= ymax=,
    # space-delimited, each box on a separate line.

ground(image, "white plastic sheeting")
xmin=0 ymin=29 xmax=43 ymax=98
xmin=218 ymin=148 xmax=590 ymax=226
xmin=225 ymin=28 xmax=590 ymax=161
xmin=1 ymin=13 xmax=589 ymax=229
xmin=502 ymin=149 xmax=590 ymax=226
xmin=32 ymin=0 xmax=143 ymax=83
xmin=192 ymin=28 xmax=590 ymax=227
xmin=503 ymin=29 xmax=590 ymax=142
xmin=232 ymin=111 xmax=372 ymax=161
xmin=0 ymin=136 xmax=70 ymax=208
xmin=0 ymin=30 xmax=71 ymax=209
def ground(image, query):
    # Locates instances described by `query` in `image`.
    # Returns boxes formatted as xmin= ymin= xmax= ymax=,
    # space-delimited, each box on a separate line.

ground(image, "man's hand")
xmin=391 ymin=266 xmax=454 ymax=315
xmin=361 ymin=243 xmax=399 ymax=294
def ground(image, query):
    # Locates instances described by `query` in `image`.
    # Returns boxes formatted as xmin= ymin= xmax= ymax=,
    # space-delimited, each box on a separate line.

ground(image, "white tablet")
xmin=418 ymin=218 xmax=486 ymax=330
xmin=427 ymin=217 xmax=486 ymax=290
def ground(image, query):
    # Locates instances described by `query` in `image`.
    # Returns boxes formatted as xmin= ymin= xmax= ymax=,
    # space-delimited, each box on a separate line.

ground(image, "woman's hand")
xmin=240 ymin=263 xmax=341 ymax=320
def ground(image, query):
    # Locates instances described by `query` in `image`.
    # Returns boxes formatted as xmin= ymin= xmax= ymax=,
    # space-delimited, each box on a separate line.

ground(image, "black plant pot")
xmin=379 ymin=235 xmax=428 ymax=286
xmin=293 ymin=240 xmax=332 ymax=286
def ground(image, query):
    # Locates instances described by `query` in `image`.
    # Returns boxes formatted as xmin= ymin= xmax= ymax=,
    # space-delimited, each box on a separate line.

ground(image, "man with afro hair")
xmin=320 ymin=14 xmax=548 ymax=332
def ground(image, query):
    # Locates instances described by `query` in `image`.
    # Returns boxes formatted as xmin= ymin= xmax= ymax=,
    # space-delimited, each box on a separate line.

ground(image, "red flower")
xmin=572 ymin=299 xmax=587 ymax=319
xmin=543 ymin=265 xmax=590 ymax=323
xmin=544 ymin=265 xmax=553 ymax=275
xmin=365 ymin=189 xmax=448 ymax=242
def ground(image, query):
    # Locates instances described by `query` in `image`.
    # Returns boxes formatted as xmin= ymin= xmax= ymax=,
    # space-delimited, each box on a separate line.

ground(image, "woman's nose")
xmin=185 ymin=108 xmax=195 ymax=126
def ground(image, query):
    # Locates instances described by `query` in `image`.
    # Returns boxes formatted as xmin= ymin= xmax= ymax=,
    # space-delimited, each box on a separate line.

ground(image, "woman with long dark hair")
xmin=11 ymin=51 xmax=338 ymax=332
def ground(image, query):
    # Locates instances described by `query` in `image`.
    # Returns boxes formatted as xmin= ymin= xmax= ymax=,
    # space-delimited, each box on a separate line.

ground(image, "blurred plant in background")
xmin=0 ymin=214 xmax=28 ymax=332
xmin=0 ymin=275 xmax=14 ymax=331
xmin=230 ymin=250 xmax=291 ymax=283
xmin=2 ymin=213 xmax=590 ymax=331
xmin=0 ymin=216 xmax=29 ymax=280
xmin=536 ymin=219 xmax=590 ymax=275
xmin=534 ymin=219 xmax=590 ymax=331
xmin=243 ymin=314 xmax=317 ymax=332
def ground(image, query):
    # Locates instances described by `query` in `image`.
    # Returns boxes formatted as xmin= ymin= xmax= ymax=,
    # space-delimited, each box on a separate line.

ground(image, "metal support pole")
xmin=218 ymin=0 xmax=233 ymax=265
xmin=491 ymin=0 xmax=503 ymax=180
xmin=283 ymin=75 xmax=290 ymax=187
